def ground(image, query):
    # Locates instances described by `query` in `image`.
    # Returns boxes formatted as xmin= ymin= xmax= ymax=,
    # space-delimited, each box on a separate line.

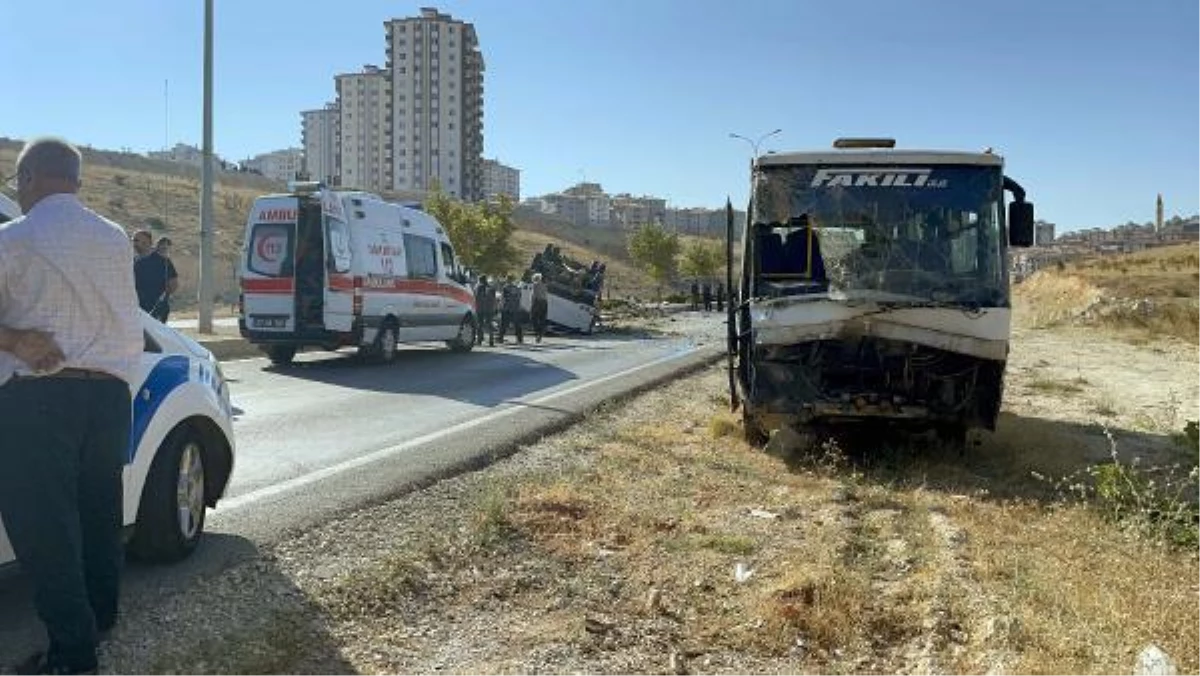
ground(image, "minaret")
xmin=1156 ymin=193 xmax=1164 ymax=235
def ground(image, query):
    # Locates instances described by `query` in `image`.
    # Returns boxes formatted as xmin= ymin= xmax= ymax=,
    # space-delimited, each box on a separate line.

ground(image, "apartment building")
xmin=384 ymin=8 xmax=485 ymax=200
xmin=481 ymin=158 xmax=520 ymax=201
xmin=335 ymin=65 xmax=391 ymax=192
xmin=301 ymin=102 xmax=339 ymax=185
xmin=241 ymin=148 xmax=303 ymax=183
xmin=611 ymin=194 xmax=667 ymax=229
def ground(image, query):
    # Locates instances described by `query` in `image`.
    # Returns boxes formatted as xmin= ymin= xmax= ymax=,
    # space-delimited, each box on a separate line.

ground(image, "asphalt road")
xmin=0 ymin=319 xmax=725 ymax=665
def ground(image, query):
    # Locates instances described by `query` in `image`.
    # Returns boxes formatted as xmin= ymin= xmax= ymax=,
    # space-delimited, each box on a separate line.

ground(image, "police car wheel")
xmin=129 ymin=428 xmax=207 ymax=563
xmin=448 ymin=316 xmax=475 ymax=353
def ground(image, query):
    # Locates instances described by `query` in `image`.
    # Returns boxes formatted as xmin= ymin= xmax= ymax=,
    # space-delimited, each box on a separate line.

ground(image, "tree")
xmin=424 ymin=185 xmax=522 ymax=276
xmin=679 ymin=239 xmax=723 ymax=282
xmin=627 ymin=222 xmax=681 ymax=300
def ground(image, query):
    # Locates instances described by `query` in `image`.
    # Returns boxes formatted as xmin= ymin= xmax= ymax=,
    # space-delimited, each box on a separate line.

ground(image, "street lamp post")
xmin=728 ymin=128 xmax=782 ymax=163
xmin=198 ymin=0 xmax=215 ymax=333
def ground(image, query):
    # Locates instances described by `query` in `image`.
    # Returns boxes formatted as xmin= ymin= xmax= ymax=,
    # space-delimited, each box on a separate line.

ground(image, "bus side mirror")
xmin=1009 ymin=201 xmax=1034 ymax=248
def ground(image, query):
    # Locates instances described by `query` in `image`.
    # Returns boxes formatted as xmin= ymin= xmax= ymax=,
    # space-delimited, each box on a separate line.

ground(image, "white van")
xmin=238 ymin=184 xmax=477 ymax=364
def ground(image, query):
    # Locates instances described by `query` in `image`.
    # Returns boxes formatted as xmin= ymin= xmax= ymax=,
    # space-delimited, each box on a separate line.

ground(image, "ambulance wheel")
xmin=375 ymin=322 xmax=399 ymax=364
xmin=448 ymin=316 xmax=476 ymax=352
xmin=266 ymin=345 xmax=296 ymax=365
xmin=129 ymin=428 xmax=207 ymax=563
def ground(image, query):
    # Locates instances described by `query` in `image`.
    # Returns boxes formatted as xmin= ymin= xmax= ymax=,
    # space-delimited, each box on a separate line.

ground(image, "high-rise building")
xmin=301 ymin=102 xmax=339 ymax=185
xmin=384 ymin=8 xmax=484 ymax=200
xmin=481 ymin=158 xmax=520 ymax=201
xmin=335 ymin=65 xmax=391 ymax=192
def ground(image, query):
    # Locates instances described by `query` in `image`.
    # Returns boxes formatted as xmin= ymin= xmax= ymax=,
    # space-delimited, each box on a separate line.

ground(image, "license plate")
xmin=251 ymin=316 xmax=288 ymax=329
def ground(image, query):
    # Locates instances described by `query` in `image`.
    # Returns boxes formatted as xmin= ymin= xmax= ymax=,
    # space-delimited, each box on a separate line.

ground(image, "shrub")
xmin=1039 ymin=427 xmax=1199 ymax=549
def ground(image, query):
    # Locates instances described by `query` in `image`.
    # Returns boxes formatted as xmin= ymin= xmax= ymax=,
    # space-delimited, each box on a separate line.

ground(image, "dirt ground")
xmin=96 ymin=309 xmax=1199 ymax=675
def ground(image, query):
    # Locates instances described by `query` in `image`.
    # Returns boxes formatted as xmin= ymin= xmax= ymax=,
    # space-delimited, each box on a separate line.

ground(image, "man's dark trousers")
xmin=476 ymin=311 xmax=495 ymax=346
xmin=498 ymin=310 xmax=523 ymax=343
xmin=0 ymin=376 xmax=129 ymax=672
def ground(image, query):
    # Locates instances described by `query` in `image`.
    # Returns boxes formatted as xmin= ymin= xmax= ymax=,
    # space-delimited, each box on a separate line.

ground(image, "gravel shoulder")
xmin=97 ymin=313 xmax=1198 ymax=675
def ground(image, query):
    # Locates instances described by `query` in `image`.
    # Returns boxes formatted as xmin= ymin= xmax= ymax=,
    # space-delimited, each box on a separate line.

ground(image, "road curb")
xmin=197 ymin=337 xmax=264 ymax=362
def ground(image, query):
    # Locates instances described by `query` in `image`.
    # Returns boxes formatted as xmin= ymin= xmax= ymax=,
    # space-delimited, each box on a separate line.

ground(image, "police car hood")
xmin=143 ymin=314 xmax=216 ymax=362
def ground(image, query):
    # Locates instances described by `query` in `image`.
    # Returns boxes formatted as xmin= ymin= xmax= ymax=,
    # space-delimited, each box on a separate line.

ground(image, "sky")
xmin=1 ymin=0 xmax=1196 ymax=232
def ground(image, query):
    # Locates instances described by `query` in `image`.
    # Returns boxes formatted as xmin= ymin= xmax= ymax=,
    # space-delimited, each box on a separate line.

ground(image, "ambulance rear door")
xmin=321 ymin=191 xmax=355 ymax=332
xmin=242 ymin=197 xmax=299 ymax=333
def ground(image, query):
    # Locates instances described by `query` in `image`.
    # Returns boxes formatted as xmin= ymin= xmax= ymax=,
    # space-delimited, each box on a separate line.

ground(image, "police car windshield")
xmin=751 ymin=164 xmax=1007 ymax=306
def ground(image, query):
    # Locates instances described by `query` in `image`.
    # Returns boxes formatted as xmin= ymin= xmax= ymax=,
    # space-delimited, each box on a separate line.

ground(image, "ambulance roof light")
xmin=288 ymin=180 xmax=324 ymax=194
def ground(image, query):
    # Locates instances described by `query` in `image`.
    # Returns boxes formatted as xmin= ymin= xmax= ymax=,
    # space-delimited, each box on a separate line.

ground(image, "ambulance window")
xmin=247 ymin=223 xmax=294 ymax=278
xmin=440 ymin=242 xmax=457 ymax=277
xmin=402 ymin=234 xmax=438 ymax=279
xmin=325 ymin=218 xmax=352 ymax=273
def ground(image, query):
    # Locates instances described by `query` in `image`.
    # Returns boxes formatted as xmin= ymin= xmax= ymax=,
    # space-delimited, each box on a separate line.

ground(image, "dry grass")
xmin=284 ymin=366 xmax=1198 ymax=674
xmin=1014 ymin=243 xmax=1199 ymax=343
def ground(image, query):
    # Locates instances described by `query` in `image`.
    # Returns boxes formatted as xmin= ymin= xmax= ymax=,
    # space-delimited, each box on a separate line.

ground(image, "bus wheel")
xmin=742 ymin=408 xmax=769 ymax=446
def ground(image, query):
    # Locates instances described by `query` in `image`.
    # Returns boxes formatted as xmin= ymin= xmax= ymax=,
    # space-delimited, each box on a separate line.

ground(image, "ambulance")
xmin=0 ymin=196 xmax=236 ymax=568
xmin=238 ymin=183 xmax=477 ymax=364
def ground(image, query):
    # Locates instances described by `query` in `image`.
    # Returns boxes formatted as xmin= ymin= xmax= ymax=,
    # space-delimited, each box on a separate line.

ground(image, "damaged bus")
xmin=727 ymin=138 xmax=1034 ymax=446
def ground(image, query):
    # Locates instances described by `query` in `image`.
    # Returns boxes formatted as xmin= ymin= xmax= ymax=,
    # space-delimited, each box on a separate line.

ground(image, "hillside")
xmin=0 ymin=138 xmax=680 ymax=306
xmin=0 ymin=138 xmax=284 ymax=308
xmin=1014 ymin=242 xmax=1199 ymax=343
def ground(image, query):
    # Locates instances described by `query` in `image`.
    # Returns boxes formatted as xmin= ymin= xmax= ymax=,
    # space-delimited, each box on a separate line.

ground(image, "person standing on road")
xmin=716 ymin=282 xmax=725 ymax=312
xmin=0 ymin=137 xmax=142 ymax=675
xmin=702 ymin=282 xmax=713 ymax=312
xmin=530 ymin=272 xmax=549 ymax=343
xmin=690 ymin=280 xmax=700 ymax=311
xmin=132 ymin=229 xmax=178 ymax=322
xmin=474 ymin=274 xmax=496 ymax=347
xmin=497 ymin=274 xmax=524 ymax=344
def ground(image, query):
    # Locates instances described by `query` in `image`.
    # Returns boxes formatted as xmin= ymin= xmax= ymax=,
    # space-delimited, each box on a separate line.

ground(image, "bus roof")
xmin=756 ymin=149 xmax=1003 ymax=168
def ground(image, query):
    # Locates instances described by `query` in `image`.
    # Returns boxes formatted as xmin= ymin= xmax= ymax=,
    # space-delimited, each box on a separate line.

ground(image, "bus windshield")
xmin=750 ymin=163 xmax=1007 ymax=306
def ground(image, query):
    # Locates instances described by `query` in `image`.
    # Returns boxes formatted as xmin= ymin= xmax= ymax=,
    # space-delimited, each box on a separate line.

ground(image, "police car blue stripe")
xmin=127 ymin=355 xmax=191 ymax=463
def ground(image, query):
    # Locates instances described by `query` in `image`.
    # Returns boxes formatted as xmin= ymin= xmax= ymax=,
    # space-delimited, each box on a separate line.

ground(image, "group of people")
xmin=132 ymin=230 xmax=178 ymax=322
xmin=0 ymin=137 xmax=143 ymax=674
xmin=472 ymin=272 xmax=550 ymax=346
xmin=690 ymin=280 xmax=726 ymax=312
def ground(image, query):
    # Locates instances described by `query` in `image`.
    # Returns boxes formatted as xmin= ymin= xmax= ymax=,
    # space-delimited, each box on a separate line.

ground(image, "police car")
xmin=0 ymin=193 xmax=236 ymax=567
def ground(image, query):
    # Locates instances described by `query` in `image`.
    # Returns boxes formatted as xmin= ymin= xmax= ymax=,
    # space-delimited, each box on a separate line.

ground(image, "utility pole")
xmin=198 ymin=0 xmax=215 ymax=333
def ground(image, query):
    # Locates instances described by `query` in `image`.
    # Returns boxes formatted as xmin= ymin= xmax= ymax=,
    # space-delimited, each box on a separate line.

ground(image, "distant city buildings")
xmin=481 ymin=158 xmax=520 ymax=201
xmin=147 ymin=143 xmax=227 ymax=169
xmin=1034 ymin=220 xmax=1055 ymax=246
xmin=293 ymin=8 xmax=490 ymax=200
xmin=523 ymin=182 xmax=745 ymax=235
xmin=241 ymin=148 xmax=303 ymax=183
